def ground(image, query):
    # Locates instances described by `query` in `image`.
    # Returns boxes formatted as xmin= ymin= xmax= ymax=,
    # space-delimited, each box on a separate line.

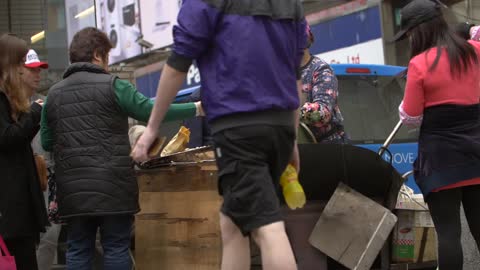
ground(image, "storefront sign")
xmin=318 ymin=39 xmax=385 ymax=65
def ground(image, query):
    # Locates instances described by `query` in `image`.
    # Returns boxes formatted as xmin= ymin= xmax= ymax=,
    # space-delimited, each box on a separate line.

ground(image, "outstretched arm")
xmin=300 ymin=65 xmax=338 ymax=128
xmin=131 ymin=0 xmax=220 ymax=162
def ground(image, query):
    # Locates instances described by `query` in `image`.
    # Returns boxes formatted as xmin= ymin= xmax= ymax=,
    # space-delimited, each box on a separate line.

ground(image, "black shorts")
xmin=213 ymin=125 xmax=295 ymax=235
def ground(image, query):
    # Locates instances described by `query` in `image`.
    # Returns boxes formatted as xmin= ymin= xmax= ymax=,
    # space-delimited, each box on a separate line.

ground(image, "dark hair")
xmin=409 ymin=16 xmax=478 ymax=77
xmin=0 ymin=33 xmax=30 ymax=117
xmin=306 ymin=26 xmax=314 ymax=48
xmin=455 ymin=22 xmax=475 ymax=40
xmin=69 ymin=27 xmax=112 ymax=63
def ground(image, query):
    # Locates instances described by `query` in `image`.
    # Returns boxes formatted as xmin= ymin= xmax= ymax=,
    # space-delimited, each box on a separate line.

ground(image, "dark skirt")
xmin=414 ymin=104 xmax=480 ymax=197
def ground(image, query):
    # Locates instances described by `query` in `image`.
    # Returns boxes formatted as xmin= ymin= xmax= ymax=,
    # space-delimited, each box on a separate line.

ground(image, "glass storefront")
xmin=0 ymin=0 xmax=96 ymax=93
xmin=44 ymin=0 xmax=95 ymax=90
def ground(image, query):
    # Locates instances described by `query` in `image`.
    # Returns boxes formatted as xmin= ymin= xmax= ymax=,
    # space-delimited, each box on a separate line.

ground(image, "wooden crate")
xmin=135 ymin=164 xmax=222 ymax=270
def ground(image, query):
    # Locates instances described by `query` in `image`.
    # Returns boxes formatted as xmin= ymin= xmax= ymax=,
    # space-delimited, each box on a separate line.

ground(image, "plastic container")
xmin=280 ymin=164 xmax=306 ymax=210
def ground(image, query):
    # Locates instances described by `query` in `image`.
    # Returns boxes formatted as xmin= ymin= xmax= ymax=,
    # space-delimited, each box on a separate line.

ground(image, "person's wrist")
xmin=144 ymin=125 xmax=158 ymax=138
xmin=194 ymin=102 xmax=201 ymax=117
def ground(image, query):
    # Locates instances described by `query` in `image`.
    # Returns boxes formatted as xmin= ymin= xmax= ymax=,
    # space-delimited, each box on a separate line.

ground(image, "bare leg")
xmin=220 ymin=212 xmax=251 ymax=270
xmin=252 ymin=221 xmax=297 ymax=270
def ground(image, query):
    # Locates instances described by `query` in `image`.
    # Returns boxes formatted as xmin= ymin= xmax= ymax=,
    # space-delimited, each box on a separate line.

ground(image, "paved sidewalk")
xmin=461 ymin=206 xmax=480 ymax=270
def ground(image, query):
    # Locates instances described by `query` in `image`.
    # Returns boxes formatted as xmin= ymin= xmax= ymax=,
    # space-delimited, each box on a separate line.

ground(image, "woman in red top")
xmin=393 ymin=0 xmax=480 ymax=269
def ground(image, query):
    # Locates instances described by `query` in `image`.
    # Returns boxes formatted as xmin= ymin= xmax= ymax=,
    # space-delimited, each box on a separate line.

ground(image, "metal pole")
xmin=467 ymin=0 xmax=473 ymax=22
xmin=402 ymin=170 xmax=414 ymax=180
xmin=7 ymin=0 xmax=12 ymax=32
xmin=378 ymin=120 xmax=403 ymax=156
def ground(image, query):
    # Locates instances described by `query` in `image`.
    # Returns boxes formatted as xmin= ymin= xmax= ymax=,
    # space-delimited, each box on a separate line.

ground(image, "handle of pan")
xmin=378 ymin=120 xmax=403 ymax=156
xmin=402 ymin=170 xmax=414 ymax=179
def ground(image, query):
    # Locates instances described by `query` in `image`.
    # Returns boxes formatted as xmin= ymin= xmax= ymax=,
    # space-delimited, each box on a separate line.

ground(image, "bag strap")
xmin=0 ymin=235 xmax=12 ymax=257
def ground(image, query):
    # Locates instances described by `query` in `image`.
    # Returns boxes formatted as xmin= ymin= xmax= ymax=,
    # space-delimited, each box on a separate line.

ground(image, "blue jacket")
xmin=168 ymin=0 xmax=307 ymax=124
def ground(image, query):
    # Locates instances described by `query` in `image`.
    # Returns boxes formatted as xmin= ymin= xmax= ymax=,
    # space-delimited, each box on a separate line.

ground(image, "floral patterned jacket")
xmin=300 ymin=55 xmax=347 ymax=143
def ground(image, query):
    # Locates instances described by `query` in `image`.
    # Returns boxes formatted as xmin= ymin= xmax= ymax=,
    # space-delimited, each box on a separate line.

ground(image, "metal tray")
xmin=137 ymin=145 xmax=215 ymax=169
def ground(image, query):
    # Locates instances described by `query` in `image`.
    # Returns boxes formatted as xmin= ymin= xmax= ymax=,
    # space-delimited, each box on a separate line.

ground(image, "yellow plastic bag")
xmin=280 ymin=164 xmax=306 ymax=210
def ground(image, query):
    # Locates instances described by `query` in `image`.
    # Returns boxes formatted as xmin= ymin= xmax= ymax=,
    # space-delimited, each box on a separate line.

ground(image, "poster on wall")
xmin=65 ymin=0 xmax=96 ymax=46
xmin=95 ymin=0 xmax=143 ymax=64
xmin=138 ymin=0 xmax=181 ymax=51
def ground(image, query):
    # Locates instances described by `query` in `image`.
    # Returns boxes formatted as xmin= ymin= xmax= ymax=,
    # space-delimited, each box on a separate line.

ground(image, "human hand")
xmin=35 ymin=99 xmax=44 ymax=107
xmin=195 ymin=101 xmax=205 ymax=117
xmin=131 ymin=127 xmax=157 ymax=163
xmin=290 ymin=142 xmax=300 ymax=173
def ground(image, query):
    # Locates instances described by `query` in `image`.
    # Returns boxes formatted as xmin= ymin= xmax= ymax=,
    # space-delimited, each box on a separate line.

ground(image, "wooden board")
xmin=309 ymin=183 xmax=397 ymax=270
xmin=135 ymin=167 xmax=222 ymax=270
xmin=137 ymin=165 xmax=218 ymax=192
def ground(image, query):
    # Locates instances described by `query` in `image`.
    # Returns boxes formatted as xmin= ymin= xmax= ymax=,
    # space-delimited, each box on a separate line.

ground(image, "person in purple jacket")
xmin=132 ymin=1 xmax=307 ymax=269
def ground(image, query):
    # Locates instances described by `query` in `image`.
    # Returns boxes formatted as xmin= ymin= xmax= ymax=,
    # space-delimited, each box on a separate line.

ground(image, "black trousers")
xmin=4 ymin=237 xmax=38 ymax=270
xmin=426 ymin=185 xmax=480 ymax=270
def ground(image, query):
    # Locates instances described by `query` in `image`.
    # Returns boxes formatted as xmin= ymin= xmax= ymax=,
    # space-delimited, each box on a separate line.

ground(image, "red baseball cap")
xmin=24 ymin=49 xmax=48 ymax=69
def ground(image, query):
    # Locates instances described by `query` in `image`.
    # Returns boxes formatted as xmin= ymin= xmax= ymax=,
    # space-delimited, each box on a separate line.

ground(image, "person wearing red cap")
xmin=20 ymin=49 xmax=62 ymax=270
xmin=22 ymin=50 xmax=48 ymax=161
xmin=22 ymin=49 xmax=48 ymax=99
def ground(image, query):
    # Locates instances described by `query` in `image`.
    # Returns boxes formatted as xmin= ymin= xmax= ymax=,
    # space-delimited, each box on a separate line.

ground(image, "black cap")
xmin=391 ymin=0 xmax=443 ymax=42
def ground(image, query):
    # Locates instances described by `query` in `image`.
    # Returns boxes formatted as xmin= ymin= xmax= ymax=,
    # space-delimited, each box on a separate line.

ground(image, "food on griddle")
xmin=161 ymin=126 xmax=191 ymax=157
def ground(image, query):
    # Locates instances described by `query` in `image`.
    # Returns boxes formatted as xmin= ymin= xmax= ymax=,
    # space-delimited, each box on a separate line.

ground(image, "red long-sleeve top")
xmin=400 ymin=40 xmax=480 ymax=192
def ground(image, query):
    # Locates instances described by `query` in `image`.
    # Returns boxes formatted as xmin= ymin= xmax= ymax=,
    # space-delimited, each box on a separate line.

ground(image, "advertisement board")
xmin=95 ymin=0 xmax=143 ymax=64
xmin=309 ymin=6 xmax=385 ymax=65
xmin=65 ymin=0 xmax=96 ymax=47
xmin=139 ymin=0 xmax=181 ymax=51
xmin=94 ymin=0 xmax=181 ymax=64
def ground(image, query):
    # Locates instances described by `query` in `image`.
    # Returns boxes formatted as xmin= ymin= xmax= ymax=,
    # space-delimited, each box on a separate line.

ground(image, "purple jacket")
xmin=167 ymin=0 xmax=307 ymax=123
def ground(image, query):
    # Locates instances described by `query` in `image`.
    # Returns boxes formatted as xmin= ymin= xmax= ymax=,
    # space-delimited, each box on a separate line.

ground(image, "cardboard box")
xmin=395 ymin=194 xmax=429 ymax=211
xmin=392 ymin=196 xmax=437 ymax=263
xmin=309 ymin=183 xmax=397 ymax=270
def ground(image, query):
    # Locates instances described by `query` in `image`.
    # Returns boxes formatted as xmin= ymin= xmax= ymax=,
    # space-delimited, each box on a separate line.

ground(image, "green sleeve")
xmin=40 ymin=97 xmax=53 ymax=152
xmin=114 ymin=79 xmax=197 ymax=123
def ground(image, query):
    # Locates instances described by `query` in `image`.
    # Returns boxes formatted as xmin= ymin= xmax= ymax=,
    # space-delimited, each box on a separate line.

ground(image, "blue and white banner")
xmin=309 ymin=6 xmax=385 ymax=65
xmin=136 ymin=63 xmax=201 ymax=99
